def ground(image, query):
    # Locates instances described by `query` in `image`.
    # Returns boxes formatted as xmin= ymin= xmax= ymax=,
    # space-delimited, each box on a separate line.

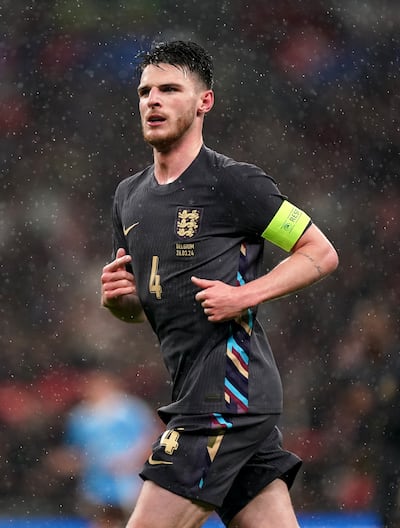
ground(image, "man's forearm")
xmin=238 ymin=225 xmax=338 ymax=310
xmin=245 ymin=251 xmax=334 ymax=307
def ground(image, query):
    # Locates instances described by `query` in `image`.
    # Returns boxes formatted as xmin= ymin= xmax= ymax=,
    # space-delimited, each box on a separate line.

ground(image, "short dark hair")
xmin=138 ymin=40 xmax=214 ymax=89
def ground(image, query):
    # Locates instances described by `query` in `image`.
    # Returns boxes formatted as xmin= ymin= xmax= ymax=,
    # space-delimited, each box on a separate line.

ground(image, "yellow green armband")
xmin=262 ymin=200 xmax=311 ymax=251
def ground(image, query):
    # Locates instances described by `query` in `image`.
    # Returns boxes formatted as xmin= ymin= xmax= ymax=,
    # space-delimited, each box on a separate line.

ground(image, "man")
xmin=101 ymin=40 xmax=339 ymax=528
xmin=63 ymin=370 xmax=157 ymax=527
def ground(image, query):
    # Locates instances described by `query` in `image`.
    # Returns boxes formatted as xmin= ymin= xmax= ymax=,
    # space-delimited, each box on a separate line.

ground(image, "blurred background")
xmin=1 ymin=0 xmax=399 ymax=526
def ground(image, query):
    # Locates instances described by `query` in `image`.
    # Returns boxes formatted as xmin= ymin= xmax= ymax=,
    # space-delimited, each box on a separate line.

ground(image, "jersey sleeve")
xmin=111 ymin=182 xmax=133 ymax=272
xmin=224 ymin=162 xmax=311 ymax=251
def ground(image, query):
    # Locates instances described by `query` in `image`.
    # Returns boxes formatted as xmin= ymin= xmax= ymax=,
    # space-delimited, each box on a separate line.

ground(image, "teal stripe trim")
xmin=227 ymin=336 xmax=249 ymax=364
xmin=224 ymin=379 xmax=249 ymax=406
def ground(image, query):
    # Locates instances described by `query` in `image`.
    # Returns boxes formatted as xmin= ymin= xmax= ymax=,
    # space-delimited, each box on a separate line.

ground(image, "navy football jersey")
xmin=111 ymin=146 xmax=310 ymax=421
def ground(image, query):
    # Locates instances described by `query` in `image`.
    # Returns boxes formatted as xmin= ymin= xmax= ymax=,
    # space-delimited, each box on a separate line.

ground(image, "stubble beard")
xmin=142 ymin=111 xmax=196 ymax=152
xmin=143 ymin=128 xmax=182 ymax=152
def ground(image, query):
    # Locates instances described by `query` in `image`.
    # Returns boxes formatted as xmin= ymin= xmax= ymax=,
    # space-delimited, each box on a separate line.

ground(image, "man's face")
xmin=138 ymin=63 xmax=206 ymax=150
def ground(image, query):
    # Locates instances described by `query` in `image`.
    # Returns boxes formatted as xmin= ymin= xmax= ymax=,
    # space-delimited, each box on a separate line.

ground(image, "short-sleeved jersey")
xmin=111 ymin=146 xmax=310 ymax=422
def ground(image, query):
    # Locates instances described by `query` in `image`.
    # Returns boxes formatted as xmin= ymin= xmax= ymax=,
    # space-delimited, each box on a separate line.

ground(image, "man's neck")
xmin=153 ymin=137 xmax=203 ymax=185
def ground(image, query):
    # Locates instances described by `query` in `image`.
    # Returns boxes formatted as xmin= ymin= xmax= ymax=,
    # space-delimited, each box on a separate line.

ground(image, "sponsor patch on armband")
xmin=262 ymin=200 xmax=311 ymax=251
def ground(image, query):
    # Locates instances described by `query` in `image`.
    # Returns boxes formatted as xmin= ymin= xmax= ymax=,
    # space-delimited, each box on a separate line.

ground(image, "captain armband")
xmin=261 ymin=200 xmax=311 ymax=252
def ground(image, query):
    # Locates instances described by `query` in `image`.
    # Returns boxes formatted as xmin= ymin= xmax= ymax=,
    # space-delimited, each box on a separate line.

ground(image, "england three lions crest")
xmin=175 ymin=207 xmax=202 ymax=239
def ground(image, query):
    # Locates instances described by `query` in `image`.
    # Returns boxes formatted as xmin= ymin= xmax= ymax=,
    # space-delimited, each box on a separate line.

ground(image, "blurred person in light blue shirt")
xmin=65 ymin=369 xmax=159 ymax=527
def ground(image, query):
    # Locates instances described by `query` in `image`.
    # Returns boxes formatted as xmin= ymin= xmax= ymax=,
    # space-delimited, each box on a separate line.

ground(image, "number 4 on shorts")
xmin=160 ymin=429 xmax=180 ymax=455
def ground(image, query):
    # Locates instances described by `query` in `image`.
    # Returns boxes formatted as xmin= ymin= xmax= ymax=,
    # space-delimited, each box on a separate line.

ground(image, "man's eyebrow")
xmin=137 ymin=82 xmax=183 ymax=93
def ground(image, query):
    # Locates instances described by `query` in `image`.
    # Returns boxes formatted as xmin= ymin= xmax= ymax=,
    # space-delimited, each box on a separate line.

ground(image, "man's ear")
xmin=198 ymin=90 xmax=214 ymax=115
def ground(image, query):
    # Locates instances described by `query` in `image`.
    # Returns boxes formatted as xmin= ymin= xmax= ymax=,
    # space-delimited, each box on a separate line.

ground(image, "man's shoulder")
xmin=203 ymin=146 xmax=267 ymax=178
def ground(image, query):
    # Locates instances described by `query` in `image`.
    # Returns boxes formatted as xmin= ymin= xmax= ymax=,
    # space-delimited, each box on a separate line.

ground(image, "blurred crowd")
xmin=1 ymin=0 xmax=399 ymax=526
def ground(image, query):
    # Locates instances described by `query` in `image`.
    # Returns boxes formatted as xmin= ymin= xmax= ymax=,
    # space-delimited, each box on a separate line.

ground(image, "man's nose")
xmin=147 ymin=88 xmax=161 ymax=106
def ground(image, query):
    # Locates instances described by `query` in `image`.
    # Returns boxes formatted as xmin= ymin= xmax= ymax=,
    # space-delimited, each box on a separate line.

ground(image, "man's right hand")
xmin=101 ymin=248 xmax=136 ymax=308
xmin=101 ymin=248 xmax=144 ymax=322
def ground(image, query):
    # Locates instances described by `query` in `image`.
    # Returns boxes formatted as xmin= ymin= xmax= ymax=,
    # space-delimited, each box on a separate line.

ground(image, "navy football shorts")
xmin=140 ymin=413 xmax=301 ymax=526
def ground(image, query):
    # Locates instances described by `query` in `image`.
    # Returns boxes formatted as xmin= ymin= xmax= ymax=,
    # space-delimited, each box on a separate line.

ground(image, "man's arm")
xmin=101 ymin=248 xmax=145 ymax=323
xmin=192 ymin=223 xmax=339 ymax=322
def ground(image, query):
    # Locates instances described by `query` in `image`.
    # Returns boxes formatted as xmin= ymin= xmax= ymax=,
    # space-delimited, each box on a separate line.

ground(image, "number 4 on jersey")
xmin=149 ymin=255 xmax=162 ymax=299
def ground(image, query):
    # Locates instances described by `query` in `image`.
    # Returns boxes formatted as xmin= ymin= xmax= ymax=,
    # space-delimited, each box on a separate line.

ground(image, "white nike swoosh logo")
xmin=123 ymin=222 xmax=139 ymax=236
xmin=148 ymin=454 xmax=173 ymax=466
